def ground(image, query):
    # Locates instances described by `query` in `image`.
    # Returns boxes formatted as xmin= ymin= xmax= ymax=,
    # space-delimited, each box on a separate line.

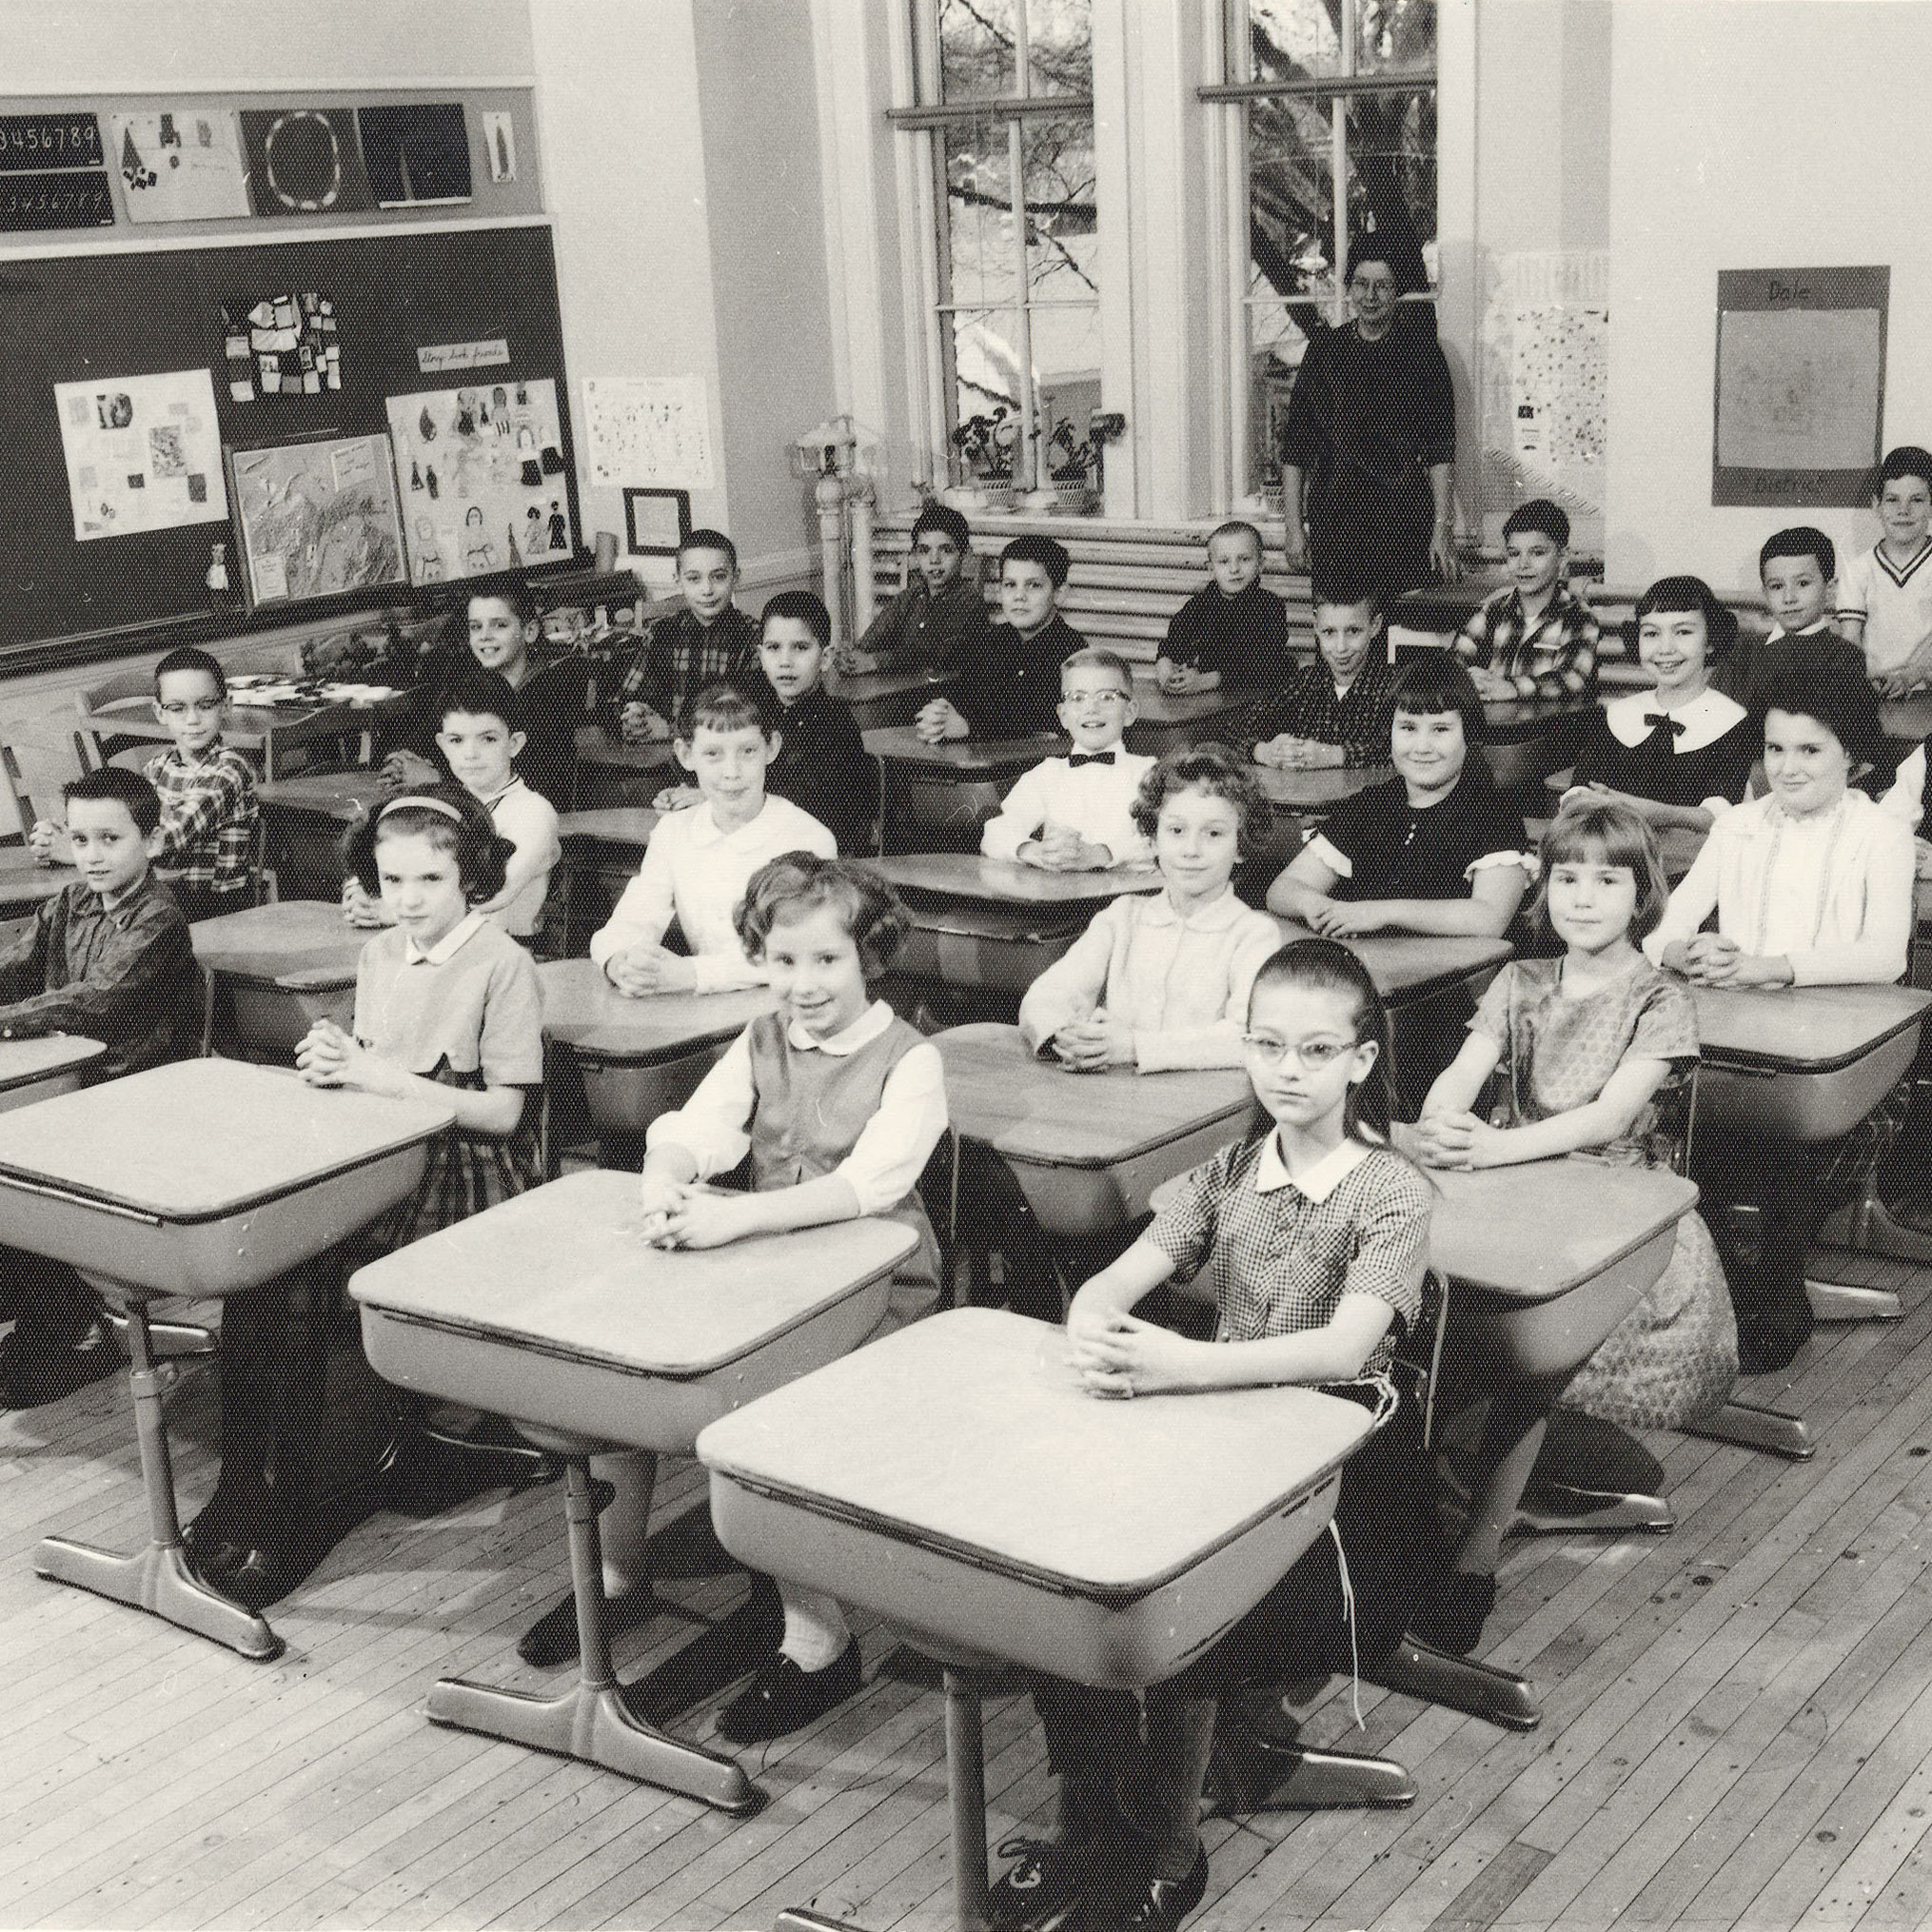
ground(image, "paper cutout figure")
xmin=548 ymin=501 xmax=567 ymax=551
xmin=425 ymin=465 xmax=438 ymax=500
xmin=483 ymin=111 xmax=517 ymax=184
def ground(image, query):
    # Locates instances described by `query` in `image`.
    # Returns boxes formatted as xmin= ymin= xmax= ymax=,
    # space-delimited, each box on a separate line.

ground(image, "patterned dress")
xmin=1470 ymin=956 xmax=1738 ymax=1429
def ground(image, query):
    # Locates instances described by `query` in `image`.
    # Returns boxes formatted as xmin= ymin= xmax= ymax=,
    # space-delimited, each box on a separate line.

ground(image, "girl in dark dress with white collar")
xmin=1567 ymin=576 xmax=1757 ymax=831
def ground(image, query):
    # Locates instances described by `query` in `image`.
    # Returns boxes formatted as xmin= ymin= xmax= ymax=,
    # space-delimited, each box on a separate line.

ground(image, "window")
xmin=1205 ymin=0 xmax=1438 ymax=494
xmin=893 ymin=0 xmax=1099 ymax=499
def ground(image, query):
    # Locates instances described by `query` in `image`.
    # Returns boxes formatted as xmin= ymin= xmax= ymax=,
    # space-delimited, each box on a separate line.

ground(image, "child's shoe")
xmin=716 ymin=1635 xmax=862 ymax=1743
xmin=986 ymin=1838 xmax=1097 ymax=1932
xmin=1098 ymin=1844 xmax=1209 ymax=1931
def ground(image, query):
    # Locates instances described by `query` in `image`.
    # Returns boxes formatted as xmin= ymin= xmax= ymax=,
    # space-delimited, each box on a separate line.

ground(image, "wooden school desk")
xmin=555 ymin=807 xmax=660 ymax=951
xmin=872 ymin=852 xmax=1160 ymax=996
xmin=0 ymin=1035 xmax=105 ymax=1113
xmin=571 ymin=727 xmax=680 ymax=810
xmin=255 ymin=768 xmax=388 ymax=902
xmin=350 ymin=1171 xmax=915 ymax=1811
xmin=89 ymin=681 xmax=372 ymax=781
xmin=824 ymin=662 xmax=959 ymax=731
xmin=1125 ymin=680 xmax=1263 ymax=759
xmin=699 ymin=1306 xmax=1377 ymax=1932
xmin=192 ymin=899 xmax=367 ymax=1057
xmin=0 ymin=1058 xmax=449 ymax=1659
xmin=1249 ymin=761 xmax=1394 ymax=882
xmin=1480 ymin=695 xmax=1599 ymax=791
xmin=862 ymin=726 xmax=1058 ymax=855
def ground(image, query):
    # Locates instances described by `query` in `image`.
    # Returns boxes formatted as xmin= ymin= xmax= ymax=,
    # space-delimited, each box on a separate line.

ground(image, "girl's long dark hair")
xmin=1243 ymin=936 xmax=1401 ymax=1147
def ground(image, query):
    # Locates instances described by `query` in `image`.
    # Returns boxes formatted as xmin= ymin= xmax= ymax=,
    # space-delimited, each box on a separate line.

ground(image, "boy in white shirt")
xmin=981 ymin=649 xmax=1155 ymax=870
xmin=589 ymin=682 xmax=837 ymax=994
xmin=1839 ymin=446 xmax=1932 ymax=696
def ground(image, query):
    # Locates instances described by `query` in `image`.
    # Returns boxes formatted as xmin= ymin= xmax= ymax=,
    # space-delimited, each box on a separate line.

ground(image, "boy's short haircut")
xmin=467 ymin=575 xmax=540 ymax=625
xmin=1760 ymin=663 xmax=1884 ymax=768
xmin=1130 ymin=741 xmax=1264 ymax=857
xmin=434 ymin=661 xmax=525 ymax=738
xmin=1390 ymin=652 xmax=1487 ymax=744
xmin=676 ymin=680 xmax=769 ymax=743
xmin=678 ymin=527 xmax=739 ymax=574
xmin=1534 ymin=798 xmax=1669 ymax=944
xmin=761 ymin=588 xmax=833 ymax=650
xmin=1209 ymin=519 xmax=1264 ymax=556
xmin=153 ymin=645 xmax=227 ymax=700
xmin=64 ymin=764 xmax=163 ymax=837
xmin=1634 ymin=574 xmax=1739 ymax=662
xmin=1502 ymin=499 xmax=1569 ymax=548
xmin=345 ymin=779 xmax=513 ymax=904
xmin=1000 ymin=533 xmax=1071 ymax=589
xmin=735 ymin=851 xmax=913 ymax=978
xmin=1875 ymin=446 xmax=1932 ymax=495
xmin=1060 ymin=646 xmax=1134 ymax=695
xmin=912 ymin=502 xmax=972 ymax=551
xmin=1310 ymin=573 xmax=1386 ymax=620
xmin=1760 ymin=525 xmax=1836 ymax=581
xmin=1348 ymin=240 xmax=1399 ymax=282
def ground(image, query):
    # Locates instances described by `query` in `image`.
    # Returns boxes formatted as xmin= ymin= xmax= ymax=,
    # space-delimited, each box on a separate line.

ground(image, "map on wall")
xmin=228 ymin=434 xmax=406 ymax=605
xmin=1713 ymin=266 xmax=1888 ymax=507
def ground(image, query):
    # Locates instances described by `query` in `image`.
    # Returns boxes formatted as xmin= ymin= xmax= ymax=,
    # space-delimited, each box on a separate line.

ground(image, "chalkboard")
xmin=0 ymin=221 xmax=579 ymax=656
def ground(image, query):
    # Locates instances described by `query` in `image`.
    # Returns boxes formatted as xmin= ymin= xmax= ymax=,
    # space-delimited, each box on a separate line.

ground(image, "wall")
xmin=1605 ymin=0 xmax=1928 ymax=595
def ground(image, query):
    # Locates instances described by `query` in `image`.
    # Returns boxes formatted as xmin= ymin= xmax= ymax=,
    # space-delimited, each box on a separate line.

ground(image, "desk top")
xmin=1269 ymin=922 xmax=1513 ymax=1004
xmin=698 ymin=1306 xmax=1372 ymax=1598
xmin=539 ymin=958 xmax=774 ymax=1060
xmin=873 ymin=853 xmax=1162 ymax=906
xmin=862 ymin=727 xmax=1060 ymax=772
xmin=558 ymin=807 xmax=661 ymax=849
xmin=1429 ymin=1157 xmax=1699 ymax=1306
xmin=825 ymin=665 xmax=958 ymax=705
xmin=1692 ymin=981 xmax=1932 ymax=1072
xmin=191 ymin=899 xmax=366 ymax=988
xmin=255 ymin=770 xmax=388 ymax=821
xmin=95 ymin=690 xmax=351 ymax=741
xmin=350 ymin=1169 xmax=915 ymax=1378
xmin=0 ymin=857 xmax=79 ymax=907
xmin=0 ymin=1035 xmax=105 ymax=1092
xmin=1131 ymin=684 xmax=1263 ymax=726
xmin=1480 ymin=696 xmax=1597 ymax=742
xmin=0 ymin=1057 xmax=451 ymax=1221
xmin=574 ymin=728 xmax=680 ymax=773
xmin=1881 ymin=694 xmax=1932 ymax=743
xmin=1253 ymin=764 xmax=1393 ymax=809
xmin=937 ymin=1023 xmax=1251 ymax=1170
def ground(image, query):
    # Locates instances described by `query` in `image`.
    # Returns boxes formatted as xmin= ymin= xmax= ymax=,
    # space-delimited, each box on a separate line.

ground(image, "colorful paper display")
xmin=223 ymin=292 xmax=342 ymax=400
xmin=55 ymin=367 xmax=227 ymax=542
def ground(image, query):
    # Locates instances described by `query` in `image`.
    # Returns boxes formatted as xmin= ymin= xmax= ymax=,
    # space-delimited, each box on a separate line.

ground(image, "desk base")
xmin=35 ymin=1534 xmax=282 ymax=1661
xmin=1368 ymin=1637 xmax=1541 ymax=1732
xmin=1207 ymin=1737 xmax=1416 ymax=1814
xmin=1807 ymin=1277 xmax=1906 ymax=1321
xmin=1513 ymin=1484 xmax=1676 ymax=1538
xmin=1686 ymin=1398 xmax=1816 ymax=1460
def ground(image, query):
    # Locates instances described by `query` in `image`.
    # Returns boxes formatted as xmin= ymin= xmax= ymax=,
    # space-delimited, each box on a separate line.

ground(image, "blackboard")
xmin=0 ymin=221 xmax=579 ymax=656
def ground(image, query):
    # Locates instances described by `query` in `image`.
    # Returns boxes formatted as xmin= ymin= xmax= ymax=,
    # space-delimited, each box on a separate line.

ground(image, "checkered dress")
xmin=1144 ymin=1135 xmax=1429 ymax=1376
xmin=1454 ymin=582 xmax=1600 ymax=700
xmin=145 ymin=740 xmax=259 ymax=917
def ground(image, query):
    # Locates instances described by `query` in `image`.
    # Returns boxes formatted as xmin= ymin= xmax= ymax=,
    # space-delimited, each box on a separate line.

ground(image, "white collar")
xmin=693 ymin=797 xmax=778 ymax=846
xmin=1764 ymin=618 xmax=1834 ymax=642
xmin=784 ymin=997 xmax=895 ymax=1055
xmin=1606 ymin=685 xmax=1747 ymax=753
xmin=1254 ymin=1132 xmax=1373 ymax=1201
xmin=404 ymin=909 xmax=488 ymax=965
xmin=1141 ymin=884 xmax=1247 ymax=931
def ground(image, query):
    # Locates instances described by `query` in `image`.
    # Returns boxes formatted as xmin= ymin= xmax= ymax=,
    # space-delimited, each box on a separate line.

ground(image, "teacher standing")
xmin=1281 ymin=244 xmax=1460 ymax=591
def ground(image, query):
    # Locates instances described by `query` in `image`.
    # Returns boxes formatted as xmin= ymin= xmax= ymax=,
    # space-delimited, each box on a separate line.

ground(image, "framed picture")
xmin=625 ymin=485 xmax=691 ymax=556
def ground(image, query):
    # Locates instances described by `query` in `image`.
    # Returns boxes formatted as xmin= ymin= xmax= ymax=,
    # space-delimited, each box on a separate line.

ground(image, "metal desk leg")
xmin=1685 ymin=1398 xmax=1816 ymax=1460
xmin=426 ymin=1454 xmax=761 ymax=1814
xmin=35 ymin=1301 xmax=283 ymax=1662
xmin=1807 ymin=1191 xmax=1922 ymax=1319
xmin=1367 ymin=1636 xmax=1541 ymax=1731
xmin=1513 ymin=1484 xmax=1676 ymax=1537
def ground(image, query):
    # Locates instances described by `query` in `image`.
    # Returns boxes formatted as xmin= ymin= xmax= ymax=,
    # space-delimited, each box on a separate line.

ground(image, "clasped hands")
xmin=1063 ymin=1300 xmax=1198 ymax=1398
xmin=1405 ymin=1109 xmax=1506 ymax=1171
xmin=1666 ymin=933 xmax=1788 ymax=988
xmin=1253 ymin=735 xmax=1343 ymax=771
xmin=638 ymin=1173 xmax=749 ymax=1250
xmin=619 ymin=701 xmax=672 ymax=746
xmin=603 ymin=944 xmax=698 ymax=996
xmin=1021 ymin=819 xmax=1112 ymax=873
xmin=1049 ymin=1007 xmax=1135 ymax=1072
xmin=294 ymin=1016 xmax=384 ymax=1093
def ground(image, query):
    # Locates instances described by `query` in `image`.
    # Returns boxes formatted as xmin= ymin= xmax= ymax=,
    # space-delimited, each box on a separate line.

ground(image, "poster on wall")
xmin=1713 ymin=266 xmax=1888 ymax=507
xmin=385 ymin=377 xmax=571 ymax=584
xmin=54 ymin=366 xmax=228 ymax=541
xmin=228 ymin=434 xmax=406 ymax=606
xmin=241 ymin=108 xmax=371 ymax=216
xmin=114 ymin=108 xmax=250 ymax=223
xmin=582 ymin=374 xmax=716 ymax=491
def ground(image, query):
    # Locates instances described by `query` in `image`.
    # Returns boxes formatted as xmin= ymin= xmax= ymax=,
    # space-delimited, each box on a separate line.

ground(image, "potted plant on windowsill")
xmin=1047 ymin=419 xmax=1094 ymax=513
xmin=952 ymin=408 xmax=1018 ymax=512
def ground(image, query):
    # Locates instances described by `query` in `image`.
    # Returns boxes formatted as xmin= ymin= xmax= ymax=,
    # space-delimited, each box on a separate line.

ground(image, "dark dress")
xmin=1281 ymin=310 xmax=1456 ymax=592
xmin=1568 ymin=690 xmax=1757 ymax=813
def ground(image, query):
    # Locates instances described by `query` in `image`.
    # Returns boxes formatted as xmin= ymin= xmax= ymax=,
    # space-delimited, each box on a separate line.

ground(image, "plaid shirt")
xmin=1146 ymin=1134 xmax=1429 ymax=1375
xmin=1245 ymin=656 xmax=1397 ymax=767
xmin=0 ymin=873 xmax=198 ymax=1077
xmin=607 ymin=604 xmax=761 ymax=734
xmin=144 ymin=739 xmax=258 ymax=914
xmin=1454 ymin=582 xmax=1599 ymax=700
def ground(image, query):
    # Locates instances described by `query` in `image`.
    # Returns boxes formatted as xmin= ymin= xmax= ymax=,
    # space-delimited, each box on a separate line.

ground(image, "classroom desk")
xmin=1125 ymin=682 xmax=1263 ymax=759
xmin=0 ymin=1058 xmax=449 ymax=1658
xmin=1248 ymin=763 xmax=1395 ymax=885
xmin=538 ymin=958 xmax=772 ymax=1133
xmin=1528 ymin=798 xmax=1706 ymax=882
xmin=572 ymin=727 xmax=680 ymax=810
xmin=824 ymin=663 xmax=958 ymax=730
xmin=0 ymin=1034 xmax=105 ymax=1112
xmin=862 ymin=727 xmax=1058 ymax=855
xmin=555 ymin=808 xmax=660 ymax=951
xmin=1481 ymin=697 xmax=1599 ymax=791
xmin=1881 ymin=694 xmax=1932 ymax=746
xmin=351 ymin=1171 xmax=915 ymax=1811
xmin=699 ymin=1306 xmax=1377 ymax=1930
xmin=873 ymin=853 xmax=1160 ymax=996
xmin=192 ymin=899 xmax=367 ymax=1056
xmin=0 ymin=852 xmax=80 ymax=913
xmin=255 ymin=768 xmax=388 ymax=901
xmin=90 ymin=685 xmax=374 ymax=781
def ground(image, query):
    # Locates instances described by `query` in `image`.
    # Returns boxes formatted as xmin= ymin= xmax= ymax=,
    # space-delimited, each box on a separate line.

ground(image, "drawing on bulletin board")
xmin=582 ymin=374 xmax=715 ymax=491
xmin=114 ymin=108 xmax=250 ymax=224
xmin=386 ymin=376 xmax=572 ymax=584
xmin=222 ymin=291 xmax=342 ymax=401
xmin=240 ymin=108 xmax=371 ymax=217
xmin=357 ymin=105 xmax=471 ymax=208
xmin=1713 ymin=266 xmax=1887 ymax=507
xmin=227 ymin=434 xmax=406 ymax=606
xmin=55 ymin=367 xmax=227 ymax=542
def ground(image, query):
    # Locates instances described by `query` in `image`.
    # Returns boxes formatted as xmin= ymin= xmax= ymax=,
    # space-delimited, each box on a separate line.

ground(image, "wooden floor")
xmin=6 ymin=1250 xmax=1932 ymax=1932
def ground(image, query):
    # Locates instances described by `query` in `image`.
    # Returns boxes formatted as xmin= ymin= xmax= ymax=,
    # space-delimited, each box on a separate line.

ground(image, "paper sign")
xmin=418 ymin=338 xmax=511 ymax=373
xmin=582 ymin=374 xmax=715 ymax=490
xmin=56 ymin=367 xmax=228 ymax=541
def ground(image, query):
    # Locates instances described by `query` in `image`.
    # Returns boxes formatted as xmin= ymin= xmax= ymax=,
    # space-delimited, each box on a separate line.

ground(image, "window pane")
xmin=945 ymin=310 xmax=1025 ymax=480
xmin=1020 ymin=113 xmax=1097 ymax=302
xmin=938 ymin=0 xmax=1018 ymax=102
xmin=1354 ymin=0 xmax=1436 ymax=78
xmin=1025 ymin=0 xmax=1093 ymax=95
xmin=941 ymin=123 xmax=1019 ymax=311
xmin=1344 ymin=89 xmax=1437 ymax=281
xmin=1247 ymin=297 xmax=1312 ymax=485
xmin=1242 ymin=0 xmax=1435 ymax=83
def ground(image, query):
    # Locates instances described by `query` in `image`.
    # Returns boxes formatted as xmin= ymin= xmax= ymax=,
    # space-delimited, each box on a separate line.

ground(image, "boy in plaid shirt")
xmin=607 ymin=528 xmax=760 ymax=743
xmin=32 ymin=645 xmax=258 ymax=923
xmin=1454 ymin=500 xmax=1599 ymax=702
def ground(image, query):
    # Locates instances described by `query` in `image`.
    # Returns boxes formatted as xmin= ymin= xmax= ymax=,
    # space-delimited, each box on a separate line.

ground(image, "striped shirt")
xmin=1455 ymin=582 xmax=1599 ymax=700
xmin=144 ymin=739 xmax=259 ymax=918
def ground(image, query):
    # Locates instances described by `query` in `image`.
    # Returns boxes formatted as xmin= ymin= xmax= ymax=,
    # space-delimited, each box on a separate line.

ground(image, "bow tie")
xmin=1642 ymin=712 xmax=1686 ymax=739
xmin=1067 ymin=751 xmax=1116 ymax=768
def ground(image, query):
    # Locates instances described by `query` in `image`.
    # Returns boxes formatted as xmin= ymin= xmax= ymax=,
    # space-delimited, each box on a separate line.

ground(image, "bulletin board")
xmin=0 ymin=222 xmax=580 ymax=656
xmin=1713 ymin=266 xmax=1888 ymax=507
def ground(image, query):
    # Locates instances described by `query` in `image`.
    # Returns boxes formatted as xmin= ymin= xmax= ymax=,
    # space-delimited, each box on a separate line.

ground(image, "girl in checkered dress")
xmin=991 ymin=937 xmax=1437 ymax=1932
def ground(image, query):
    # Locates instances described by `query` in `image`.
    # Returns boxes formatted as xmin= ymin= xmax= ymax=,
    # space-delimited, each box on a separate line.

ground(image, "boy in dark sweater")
xmin=1158 ymin=520 xmax=1286 ymax=694
xmin=848 ymin=502 xmax=990 ymax=675
xmin=1715 ymin=526 xmax=1867 ymax=717
xmin=914 ymin=534 xmax=1086 ymax=743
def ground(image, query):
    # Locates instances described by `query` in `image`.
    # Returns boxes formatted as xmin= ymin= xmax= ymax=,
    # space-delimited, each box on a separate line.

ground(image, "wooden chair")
xmin=72 ymin=667 xmax=160 ymax=773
